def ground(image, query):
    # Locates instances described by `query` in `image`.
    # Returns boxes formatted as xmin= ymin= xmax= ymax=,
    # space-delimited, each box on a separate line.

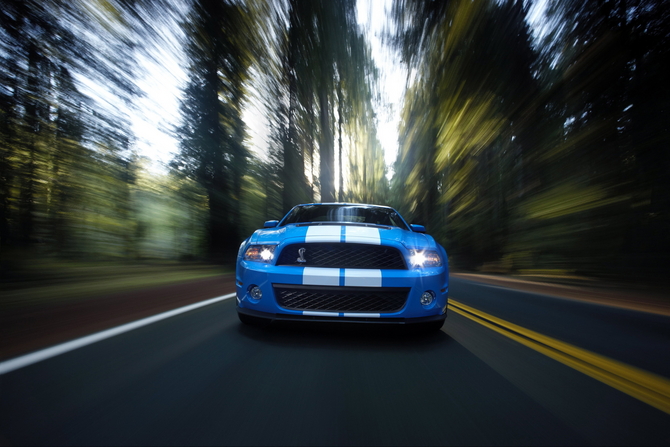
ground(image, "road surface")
xmin=1 ymin=277 xmax=668 ymax=445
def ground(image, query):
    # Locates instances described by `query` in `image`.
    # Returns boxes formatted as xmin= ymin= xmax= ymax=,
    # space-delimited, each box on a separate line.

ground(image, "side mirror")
xmin=410 ymin=224 xmax=426 ymax=233
xmin=263 ymin=220 xmax=279 ymax=228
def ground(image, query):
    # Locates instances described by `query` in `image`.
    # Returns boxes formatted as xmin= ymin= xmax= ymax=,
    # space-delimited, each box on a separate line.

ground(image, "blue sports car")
xmin=235 ymin=203 xmax=449 ymax=331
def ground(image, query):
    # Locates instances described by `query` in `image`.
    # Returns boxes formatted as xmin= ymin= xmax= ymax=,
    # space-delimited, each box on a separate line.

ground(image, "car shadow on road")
xmin=236 ymin=319 xmax=452 ymax=352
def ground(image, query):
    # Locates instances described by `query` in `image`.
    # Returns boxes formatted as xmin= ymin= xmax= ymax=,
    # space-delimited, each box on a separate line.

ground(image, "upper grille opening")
xmin=276 ymin=243 xmax=407 ymax=269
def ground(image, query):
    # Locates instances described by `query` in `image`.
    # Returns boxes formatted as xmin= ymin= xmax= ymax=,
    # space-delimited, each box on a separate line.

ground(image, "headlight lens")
xmin=244 ymin=245 xmax=278 ymax=263
xmin=409 ymin=249 xmax=442 ymax=268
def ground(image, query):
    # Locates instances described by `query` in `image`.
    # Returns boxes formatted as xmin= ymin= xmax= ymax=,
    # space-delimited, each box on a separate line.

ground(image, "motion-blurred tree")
xmin=391 ymin=0 xmax=537 ymax=266
xmin=0 ymin=0 xmax=184 ymax=265
xmin=172 ymin=0 xmax=264 ymax=258
xmin=263 ymin=0 xmax=384 ymax=212
xmin=526 ymin=0 xmax=670 ymax=277
xmin=391 ymin=0 xmax=670 ymax=279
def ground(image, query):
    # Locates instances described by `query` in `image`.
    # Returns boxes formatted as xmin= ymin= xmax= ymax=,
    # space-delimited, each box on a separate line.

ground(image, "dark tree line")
xmin=171 ymin=0 xmax=259 ymax=257
xmin=173 ymin=0 xmax=386 ymax=257
xmin=2 ymin=0 xmax=668 ymax=280
xmin=1 ymin=0 xmax=386 ymax=264
xmin=262 ymin=0 xmax=387 ymax=215
xmin=0 ymin=0 xmax=137 ymax=256
xmin=0 ymin=0 xmax=206 ymax=268
xmin=390 ymin=0 xmax=670 ymax=279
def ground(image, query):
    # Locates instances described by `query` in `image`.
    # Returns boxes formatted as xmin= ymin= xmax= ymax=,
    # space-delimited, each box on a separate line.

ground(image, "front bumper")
xmin=236 ymin=261 xmax=449 ymax=323
xmin=237 ymin=306 xmax=447 ymax=325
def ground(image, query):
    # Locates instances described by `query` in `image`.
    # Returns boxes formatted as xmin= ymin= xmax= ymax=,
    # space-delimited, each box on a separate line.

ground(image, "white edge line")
xmin=0 ymin=292 xmax=236 ymax=375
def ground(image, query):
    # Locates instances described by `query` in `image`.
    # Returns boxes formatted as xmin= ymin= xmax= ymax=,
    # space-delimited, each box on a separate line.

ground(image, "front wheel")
xmin=421 ymin=320 xmax=445 ymax=332
xmin=238 ymin=312 xmax=270 ymax=327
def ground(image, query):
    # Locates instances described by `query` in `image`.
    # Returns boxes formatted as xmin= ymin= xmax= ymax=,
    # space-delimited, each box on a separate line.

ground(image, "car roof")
xmin=294 ymin=202 xmax=394 ymax=209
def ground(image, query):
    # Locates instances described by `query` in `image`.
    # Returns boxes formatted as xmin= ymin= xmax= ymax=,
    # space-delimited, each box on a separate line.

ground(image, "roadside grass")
xmin=0 ymin=260 xmax=231 ymax=310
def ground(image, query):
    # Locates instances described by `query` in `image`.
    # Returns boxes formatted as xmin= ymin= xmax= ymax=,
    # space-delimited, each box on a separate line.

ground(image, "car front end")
xmin=235 ymin=204 xmax=449 ymax=329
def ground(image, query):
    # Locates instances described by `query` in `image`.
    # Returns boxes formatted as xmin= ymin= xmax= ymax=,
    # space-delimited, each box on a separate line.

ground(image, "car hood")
xmin=248 ymin=223 xmax=438 ymax=250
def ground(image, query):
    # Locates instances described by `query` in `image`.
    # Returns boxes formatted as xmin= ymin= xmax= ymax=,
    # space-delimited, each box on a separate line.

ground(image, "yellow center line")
xmin=448 ymin=299 xmax=670 ymax=414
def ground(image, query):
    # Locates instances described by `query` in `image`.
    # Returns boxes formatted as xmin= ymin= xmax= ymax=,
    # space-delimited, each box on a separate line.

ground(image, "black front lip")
xmin=237 ymin=306 xmax=447 ymax=325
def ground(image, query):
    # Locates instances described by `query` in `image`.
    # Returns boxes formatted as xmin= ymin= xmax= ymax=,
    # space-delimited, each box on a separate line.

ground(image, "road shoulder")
xmin=1 ymin=274 xmax=236 ymax=361
xmin=4 ymin=270 xmax=668 ymax=362
xmin=452 ymin=272 xmax=670 ymax=317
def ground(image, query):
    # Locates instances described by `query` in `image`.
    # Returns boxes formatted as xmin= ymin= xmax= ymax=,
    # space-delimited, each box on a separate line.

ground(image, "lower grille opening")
xmin=274 ymin=284 xmax=409 ymax=313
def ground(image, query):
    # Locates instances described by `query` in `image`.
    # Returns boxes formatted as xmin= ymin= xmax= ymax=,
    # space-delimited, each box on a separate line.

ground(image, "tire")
xmin=238 ymin=312 xmax=270 ymax=327
xmin=422 ymin=320 xmax=445 ymax=332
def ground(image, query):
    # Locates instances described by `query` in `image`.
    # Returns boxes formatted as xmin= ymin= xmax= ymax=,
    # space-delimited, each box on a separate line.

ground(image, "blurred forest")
xmin=1 ymin=0 xmax=668 ymax=281
xmin=390 ymin=0 xmax=670 ymax=279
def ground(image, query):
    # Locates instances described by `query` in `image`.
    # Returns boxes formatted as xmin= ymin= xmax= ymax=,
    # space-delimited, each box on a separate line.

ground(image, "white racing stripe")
xmin=345 ymin=226 xmax=381 ymax=244
xmin=0 ymin=293 xmax=236 ymax=375
xmin=344 ymin=269 xmax=382 ymax=287
xmin=303 ymin=311 xmax=339 ymax=317
xmin=305 ymin=225 xmax=342 ymax=242
xmin=303 ymin=267 xmax=340 ymax=286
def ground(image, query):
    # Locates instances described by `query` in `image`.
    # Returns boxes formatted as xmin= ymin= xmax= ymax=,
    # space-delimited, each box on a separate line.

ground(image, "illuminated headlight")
xmin=244 ymin=245 xmax=277 ymax=263
xmin=409 ymin=249 xmax=442 ymax=268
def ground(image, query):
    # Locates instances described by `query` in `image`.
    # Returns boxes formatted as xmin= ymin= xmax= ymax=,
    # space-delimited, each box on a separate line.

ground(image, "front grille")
xmin=276 ymin=243 xmax=407 ymax=269
xmin=274 ymin=285 xmax=409 ymax=313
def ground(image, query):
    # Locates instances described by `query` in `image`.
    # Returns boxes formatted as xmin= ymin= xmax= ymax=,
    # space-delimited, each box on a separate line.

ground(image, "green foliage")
xmin=391 ymin=0 xmax=670 ymax=279
xmin=172 ymin=0 xmax=262 ymax=257
xmin=16 ymin=0 xmax=668 ymax=282
xmin=132 ymin=164 xmax=208 ymax=260
xmin=262 ymin=0 xmax=385 ymax=212
xmin=0 ymin=0 xmax=203 ymax=267
xmin=392 ymin=0 xmax=535 ymax=263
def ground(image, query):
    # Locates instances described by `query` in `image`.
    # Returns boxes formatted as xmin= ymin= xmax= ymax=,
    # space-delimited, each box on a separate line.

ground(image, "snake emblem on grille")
xmin=296 ymin=247 xmax=307 ymax=263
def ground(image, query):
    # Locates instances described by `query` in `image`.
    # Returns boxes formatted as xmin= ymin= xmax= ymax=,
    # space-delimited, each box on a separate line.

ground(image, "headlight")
xmin=409 ymin=249 xmax=442 ymax=268
xmin=243 ymin=245 xmax=278 ymax=263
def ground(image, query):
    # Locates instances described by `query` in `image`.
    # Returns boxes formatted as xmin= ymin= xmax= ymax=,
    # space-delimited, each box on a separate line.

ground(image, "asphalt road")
xmin=1 ymin=277 xmax=669 ymax=445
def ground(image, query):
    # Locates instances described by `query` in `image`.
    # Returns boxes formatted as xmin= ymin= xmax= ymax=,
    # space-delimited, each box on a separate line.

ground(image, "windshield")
xmin=280 ymin=205 xmax=409 ymax=230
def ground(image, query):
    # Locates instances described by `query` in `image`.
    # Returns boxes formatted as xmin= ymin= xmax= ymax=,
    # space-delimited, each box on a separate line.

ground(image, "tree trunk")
xmin=337 ymin=79 xmax=344 ymax=202
xmin=319 ymin=87 xmax=334 ymax=202
xmin=282 ymin=37 xmax=298 ymax=214
xmin=19 ymin=42 xmax=42 ymax=247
